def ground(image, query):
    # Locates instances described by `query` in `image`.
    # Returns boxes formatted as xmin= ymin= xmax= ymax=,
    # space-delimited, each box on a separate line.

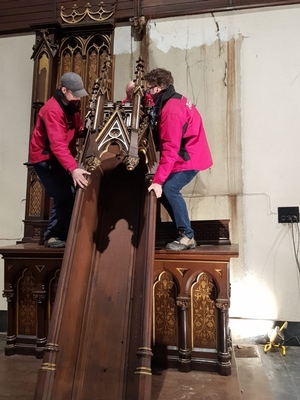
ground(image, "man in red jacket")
xmin=145 ymin=68 xmax=213 ymax=251
xmin=29 ymin=72 xmax=90 ymax=248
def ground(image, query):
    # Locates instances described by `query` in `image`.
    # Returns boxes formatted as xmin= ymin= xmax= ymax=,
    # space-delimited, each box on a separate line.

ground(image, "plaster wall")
xmin=0 ymin=34 xmax=34 ymax=309
xmin=114 ymin=5 xmax=300 ymax=338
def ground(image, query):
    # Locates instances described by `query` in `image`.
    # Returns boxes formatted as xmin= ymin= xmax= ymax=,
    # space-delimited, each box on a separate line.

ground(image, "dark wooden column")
xmin=176 ymin=296 xmax=191 ymax=372
xmin=216 ymin=300 xmax=231 ymax=376
xmin=2 ymin=288 xmax=16 ymax=355
xmin=131 ymin=180 xmax=157 ymax=400
xmin=33 ymin=288 xmax=47 ymax=359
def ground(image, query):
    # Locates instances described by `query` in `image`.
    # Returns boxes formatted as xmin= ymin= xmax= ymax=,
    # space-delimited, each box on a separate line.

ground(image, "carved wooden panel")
xmin=0 ymin=242 xmax=238 ymax=379
xmin=143 ymin=0 xmax=227 ymax=18
xmin=0 ymin=0 xmax=54 ymax=35
xmin=22 ymin=23 xmax=113 ymax=244
xmin=57 ymin=33 xmax=112 ymax=114
xmin=156 ymin=219 xmax=231 ymax=247
xmin=17 ymin=269 xmax=37 ymax=336
xmin=1 ymin=246 xmax=64 ymax=356
xmin=152 ymin=267 xmax=220 ymax=365
xmin=145 ymin=0 xmax=294 ymax=18
xmin=191 ymin=272 xmax=217 ymax=349
xmin=28 ymin=170 xmax=43 ymax=217
xmin=153 ymin=271 xmax=178 ymax=347
xmin=152 ymin=246 xmax=237 ymax=375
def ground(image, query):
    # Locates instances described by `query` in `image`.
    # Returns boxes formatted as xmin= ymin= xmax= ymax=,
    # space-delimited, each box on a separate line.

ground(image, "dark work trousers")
xmin=160 ymin=170 xmax=198 ymax=239
xmin=33 ymin=159 xmax=76 ymax=242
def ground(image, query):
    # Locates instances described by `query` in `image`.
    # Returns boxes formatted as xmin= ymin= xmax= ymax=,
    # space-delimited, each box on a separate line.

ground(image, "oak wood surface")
xmin=0 ymin=1 xmax=298 ymax=35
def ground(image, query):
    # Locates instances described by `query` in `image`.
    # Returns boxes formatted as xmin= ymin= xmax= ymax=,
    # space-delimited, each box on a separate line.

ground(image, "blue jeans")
xmin=34 ymin=160 xmax=76 ymax=242
xmin=160 ymin=170 xmax=198 ymax=239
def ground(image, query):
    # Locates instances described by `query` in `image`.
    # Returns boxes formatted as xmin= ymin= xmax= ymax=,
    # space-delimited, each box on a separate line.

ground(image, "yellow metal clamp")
xmin=264 ymin=322 xmax=287 ymax=356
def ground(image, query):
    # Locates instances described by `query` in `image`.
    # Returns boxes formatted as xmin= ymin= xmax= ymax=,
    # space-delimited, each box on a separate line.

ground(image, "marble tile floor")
xmin=0 ymin=333 xmax=299 ymax=399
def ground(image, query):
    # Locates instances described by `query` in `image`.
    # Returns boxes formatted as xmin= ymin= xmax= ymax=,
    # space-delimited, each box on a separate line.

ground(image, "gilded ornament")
xmin=61 ymin=2 xmax=116 ymax=24
xmin=123 ymin=155 xmax=139 ymax=171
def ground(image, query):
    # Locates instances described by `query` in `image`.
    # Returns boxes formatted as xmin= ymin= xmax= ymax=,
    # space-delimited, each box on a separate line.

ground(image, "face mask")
xmin=150 ymin=92 xmax=160 ymax=102
xmin=66 ymin=100 xmax=81 ymax=114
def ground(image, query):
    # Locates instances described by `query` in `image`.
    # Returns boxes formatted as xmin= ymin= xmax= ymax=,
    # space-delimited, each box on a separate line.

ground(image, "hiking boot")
xmin=166 ymin=234 xmax=196 ymax=251
xmin=44 ymin=237 xmax=66 ymax=248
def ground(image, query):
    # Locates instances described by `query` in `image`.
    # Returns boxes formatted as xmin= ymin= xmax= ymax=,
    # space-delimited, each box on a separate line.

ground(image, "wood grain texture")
xmin=0 ymin=1 xmax=299 ymax=35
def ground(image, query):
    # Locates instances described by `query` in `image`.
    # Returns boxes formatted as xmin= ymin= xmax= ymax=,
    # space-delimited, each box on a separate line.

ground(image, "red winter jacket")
xmin=29 ymin=96 xmax=83 ymax=172
xmin=153 ymin=94 xmax=213 ymax=185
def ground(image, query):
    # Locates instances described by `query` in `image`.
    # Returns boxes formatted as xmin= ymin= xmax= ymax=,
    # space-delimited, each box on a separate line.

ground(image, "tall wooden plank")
xmin=34 ymin=62 xmax=156 ymax=398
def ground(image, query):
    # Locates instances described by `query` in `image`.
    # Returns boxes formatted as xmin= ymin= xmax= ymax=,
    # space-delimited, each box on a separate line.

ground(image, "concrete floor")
xmin=1 ymin=333 xmax=299 ymax=399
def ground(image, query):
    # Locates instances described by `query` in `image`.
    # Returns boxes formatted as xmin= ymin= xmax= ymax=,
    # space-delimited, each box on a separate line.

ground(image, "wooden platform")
xmin=0 ymin=242 xmax=238 ymax=373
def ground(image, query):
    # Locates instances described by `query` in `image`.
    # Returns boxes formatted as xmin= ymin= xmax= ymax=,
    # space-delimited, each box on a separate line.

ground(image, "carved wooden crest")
xmin=82 ymin=57 xmax=157 ymax=175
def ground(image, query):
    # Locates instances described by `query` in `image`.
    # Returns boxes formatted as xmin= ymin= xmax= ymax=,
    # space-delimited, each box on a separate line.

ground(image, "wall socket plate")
xmin=278 ymin=206 xmax=299 ymax=223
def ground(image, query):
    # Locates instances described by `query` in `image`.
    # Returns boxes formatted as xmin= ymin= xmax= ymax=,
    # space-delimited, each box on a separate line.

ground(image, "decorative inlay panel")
xmin=153 ymin=271 xmax=177 ymax=346
xmin=18 ymin=269 xmax=37 ymax=336
xmin=29 ymin=170 xmax=43 ymax=217
xmin=191 ymin=272 xmax=217 ymax=349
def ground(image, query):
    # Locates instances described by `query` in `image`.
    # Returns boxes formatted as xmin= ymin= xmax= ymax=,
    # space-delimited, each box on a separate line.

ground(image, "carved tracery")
xmin=80 ymin=58 xmax=157 ymax=175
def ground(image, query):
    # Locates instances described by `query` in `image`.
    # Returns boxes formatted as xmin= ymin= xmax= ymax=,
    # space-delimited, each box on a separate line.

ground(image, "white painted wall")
xmin=2 ymin=5 xmax=300 ymax=341
xmin=0 ymin=34 xmax=34 ymax=309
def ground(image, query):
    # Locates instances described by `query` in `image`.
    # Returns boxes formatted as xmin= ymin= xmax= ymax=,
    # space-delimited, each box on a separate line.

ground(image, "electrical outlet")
xmin=278 ymin=206 xmax=299 ymax=223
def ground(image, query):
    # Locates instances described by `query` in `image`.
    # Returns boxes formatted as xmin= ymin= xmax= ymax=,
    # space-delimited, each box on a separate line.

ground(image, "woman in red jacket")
xmin=29 ymin=72 xmax=90 ymax=248
xmin=145 ymin=68 xmax=213 ymax=251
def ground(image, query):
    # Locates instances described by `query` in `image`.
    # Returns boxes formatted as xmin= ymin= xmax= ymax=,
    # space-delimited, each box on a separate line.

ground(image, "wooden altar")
xmin=1 ymin=237 xmax=238 ymax=377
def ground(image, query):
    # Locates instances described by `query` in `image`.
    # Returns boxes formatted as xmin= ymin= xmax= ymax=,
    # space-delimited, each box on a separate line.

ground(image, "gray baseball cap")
xmin=61 ymin=72 xmax=88 ymax=97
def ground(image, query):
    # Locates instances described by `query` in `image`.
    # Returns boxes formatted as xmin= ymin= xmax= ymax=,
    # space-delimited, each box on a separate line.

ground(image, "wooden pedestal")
xmin=1 ymin=244 xmax=62 ymax=358
xmin=153 ymin=245 xmax=238 ymax=376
